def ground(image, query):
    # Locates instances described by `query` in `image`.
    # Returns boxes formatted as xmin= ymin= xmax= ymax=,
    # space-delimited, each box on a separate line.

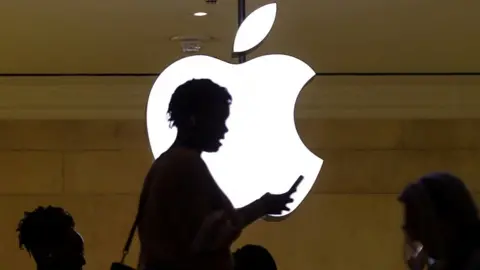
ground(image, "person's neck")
xmin=171 ymin=134 xmax=202 ymax=154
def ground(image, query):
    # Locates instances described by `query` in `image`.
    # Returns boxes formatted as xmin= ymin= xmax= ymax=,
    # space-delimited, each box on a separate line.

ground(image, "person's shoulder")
xmin=153 ymin=148 xmax=205 ymax=170
xmin=146 ymin=148 xmax=206 ymax=189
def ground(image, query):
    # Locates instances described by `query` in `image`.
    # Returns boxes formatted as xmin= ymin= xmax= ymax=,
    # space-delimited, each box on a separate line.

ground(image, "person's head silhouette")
xmin=17 ymin=206 xmax=85 ymax=270
xmin=233 ymin=244 xmax=277 ymax=270
xmin=400 ymin=172 xmax=480 ymax=269
xmin=168 ymin=78 xmax=232 ymax=153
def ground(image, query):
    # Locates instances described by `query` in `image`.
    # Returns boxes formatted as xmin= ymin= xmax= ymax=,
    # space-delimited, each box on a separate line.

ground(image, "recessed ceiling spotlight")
xmin=193 ymin=12 xmax=208 ymax=17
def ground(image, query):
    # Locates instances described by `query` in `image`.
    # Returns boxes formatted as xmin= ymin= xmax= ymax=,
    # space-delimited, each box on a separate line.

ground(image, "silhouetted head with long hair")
xmin=17 ymin=206 xmax=85 ymax=270
xmin=233 ymin=244 xmax=277 ymax=270
xmin=399 ymin=173 xmax=480 ymax=268
xmin=168 ymin=79 xmax=232 ymax=153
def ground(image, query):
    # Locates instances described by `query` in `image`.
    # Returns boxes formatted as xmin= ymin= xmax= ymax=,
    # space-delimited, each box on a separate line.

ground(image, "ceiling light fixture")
xmin=193 ymin=12 xmax=208 ymax=17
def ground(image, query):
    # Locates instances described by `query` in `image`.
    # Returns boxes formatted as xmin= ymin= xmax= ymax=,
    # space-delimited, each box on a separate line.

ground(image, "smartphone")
xmin=289 ymin=175 xmax=304 ymax=193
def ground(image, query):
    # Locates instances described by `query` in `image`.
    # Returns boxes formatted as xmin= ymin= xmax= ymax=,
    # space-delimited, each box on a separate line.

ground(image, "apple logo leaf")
xmin=233 ymin=2 xmax=277 ymax=54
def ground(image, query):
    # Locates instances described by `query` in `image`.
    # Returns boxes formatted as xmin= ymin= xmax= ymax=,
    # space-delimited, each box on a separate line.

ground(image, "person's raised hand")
xmin=404 ymin=234 xmax=428 ymax=270
xmin=261 ymin=176 xmax=303 ymax=215
xmin=406 ymin=248 xmax=428 ymax=270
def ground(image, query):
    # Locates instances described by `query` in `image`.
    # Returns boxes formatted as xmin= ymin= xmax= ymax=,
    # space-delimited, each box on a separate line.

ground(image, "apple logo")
xmin=146 ymin=3 xmax=323 ymax=220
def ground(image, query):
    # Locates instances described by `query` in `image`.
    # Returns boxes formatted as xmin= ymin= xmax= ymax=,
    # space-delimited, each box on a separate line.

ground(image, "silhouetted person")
xmin=232 ymin=244 xmax=277 ymax=270
xmin=17 ymin=206 xmax=85 ymax=270
xmin=399 ymin=173 xmax=480 ymax=270
xmin=137 ymin=79 xmax=299 ymax=270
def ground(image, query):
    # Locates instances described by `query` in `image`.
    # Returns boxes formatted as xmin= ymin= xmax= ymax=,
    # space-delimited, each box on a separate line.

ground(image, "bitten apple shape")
xmin=146 ymin=3 xmax=323 ymax=219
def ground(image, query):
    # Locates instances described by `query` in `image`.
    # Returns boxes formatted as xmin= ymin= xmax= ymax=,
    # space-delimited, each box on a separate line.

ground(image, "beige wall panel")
xmin=63 ymin=150 xmax=152 ymax=194
xmin=1 ymin=77 xmax=480 ymax=119
xmin=1 ymin=119 xmax=480 ymax=151
xmin=0 ymin=151 xmax=63 ymax=194
xmin=62 ymin=195 xmax=140 ymax=270
xmin=312 ymin=149 xmax=480 ymax=194
xmin=1 ymin=118 xmax=478 ymax=152
xmin=398 ymin=120 xmax=480 ymax=149
xmin=297 ymin=119 xmax=405 ymax=150
xmin=235 ymin=194 xmax=404 ymax=270
xmin=0 ymin=119 xmax=479 ymax=270
xmin=0 ymin=194 xmax=408 ymax=270
xmin=298 ymin=119 xmax=480 ymax=150
xmin=0 ymin=120 xmax=148 ymax=151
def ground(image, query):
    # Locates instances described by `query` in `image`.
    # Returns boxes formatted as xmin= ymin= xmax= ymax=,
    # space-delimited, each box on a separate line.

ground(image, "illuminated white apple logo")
xmin=146 ymin=3 xmax=323 ymax=219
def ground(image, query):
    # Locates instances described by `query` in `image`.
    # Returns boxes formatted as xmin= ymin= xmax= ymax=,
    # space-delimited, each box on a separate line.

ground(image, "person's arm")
xmin=234 ymin=197 xmax=268 ymax=228
xmin=191 ymin=197 xmax=268 ymax=252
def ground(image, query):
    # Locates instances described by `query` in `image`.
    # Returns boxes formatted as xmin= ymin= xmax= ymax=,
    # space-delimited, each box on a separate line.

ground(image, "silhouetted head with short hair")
xmin=168 ymin=79 xmax=232 ymax=153
xmin=17 ymin=206 xmax=85 ymax=270
xmin=399 ymin=172 xmax=480 ymax=268
xmin=233 ymin=244 xmax=277 ymax=270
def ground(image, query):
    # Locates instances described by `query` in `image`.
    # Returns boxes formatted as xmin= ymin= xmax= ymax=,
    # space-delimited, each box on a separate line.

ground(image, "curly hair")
xmin=17 ymin=206 xmax=75 ymax=253
xmin=167 ymin=79 xmax=232 ymax=128
xmin=233 ymin=244 xmax=277 ymax=270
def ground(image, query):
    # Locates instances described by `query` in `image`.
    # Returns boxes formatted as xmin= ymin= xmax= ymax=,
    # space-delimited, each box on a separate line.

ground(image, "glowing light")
xmin=193 ymin=12 xmax=208 ymax=17
xmin=146 ymin=3 xmax=322 ymax=220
